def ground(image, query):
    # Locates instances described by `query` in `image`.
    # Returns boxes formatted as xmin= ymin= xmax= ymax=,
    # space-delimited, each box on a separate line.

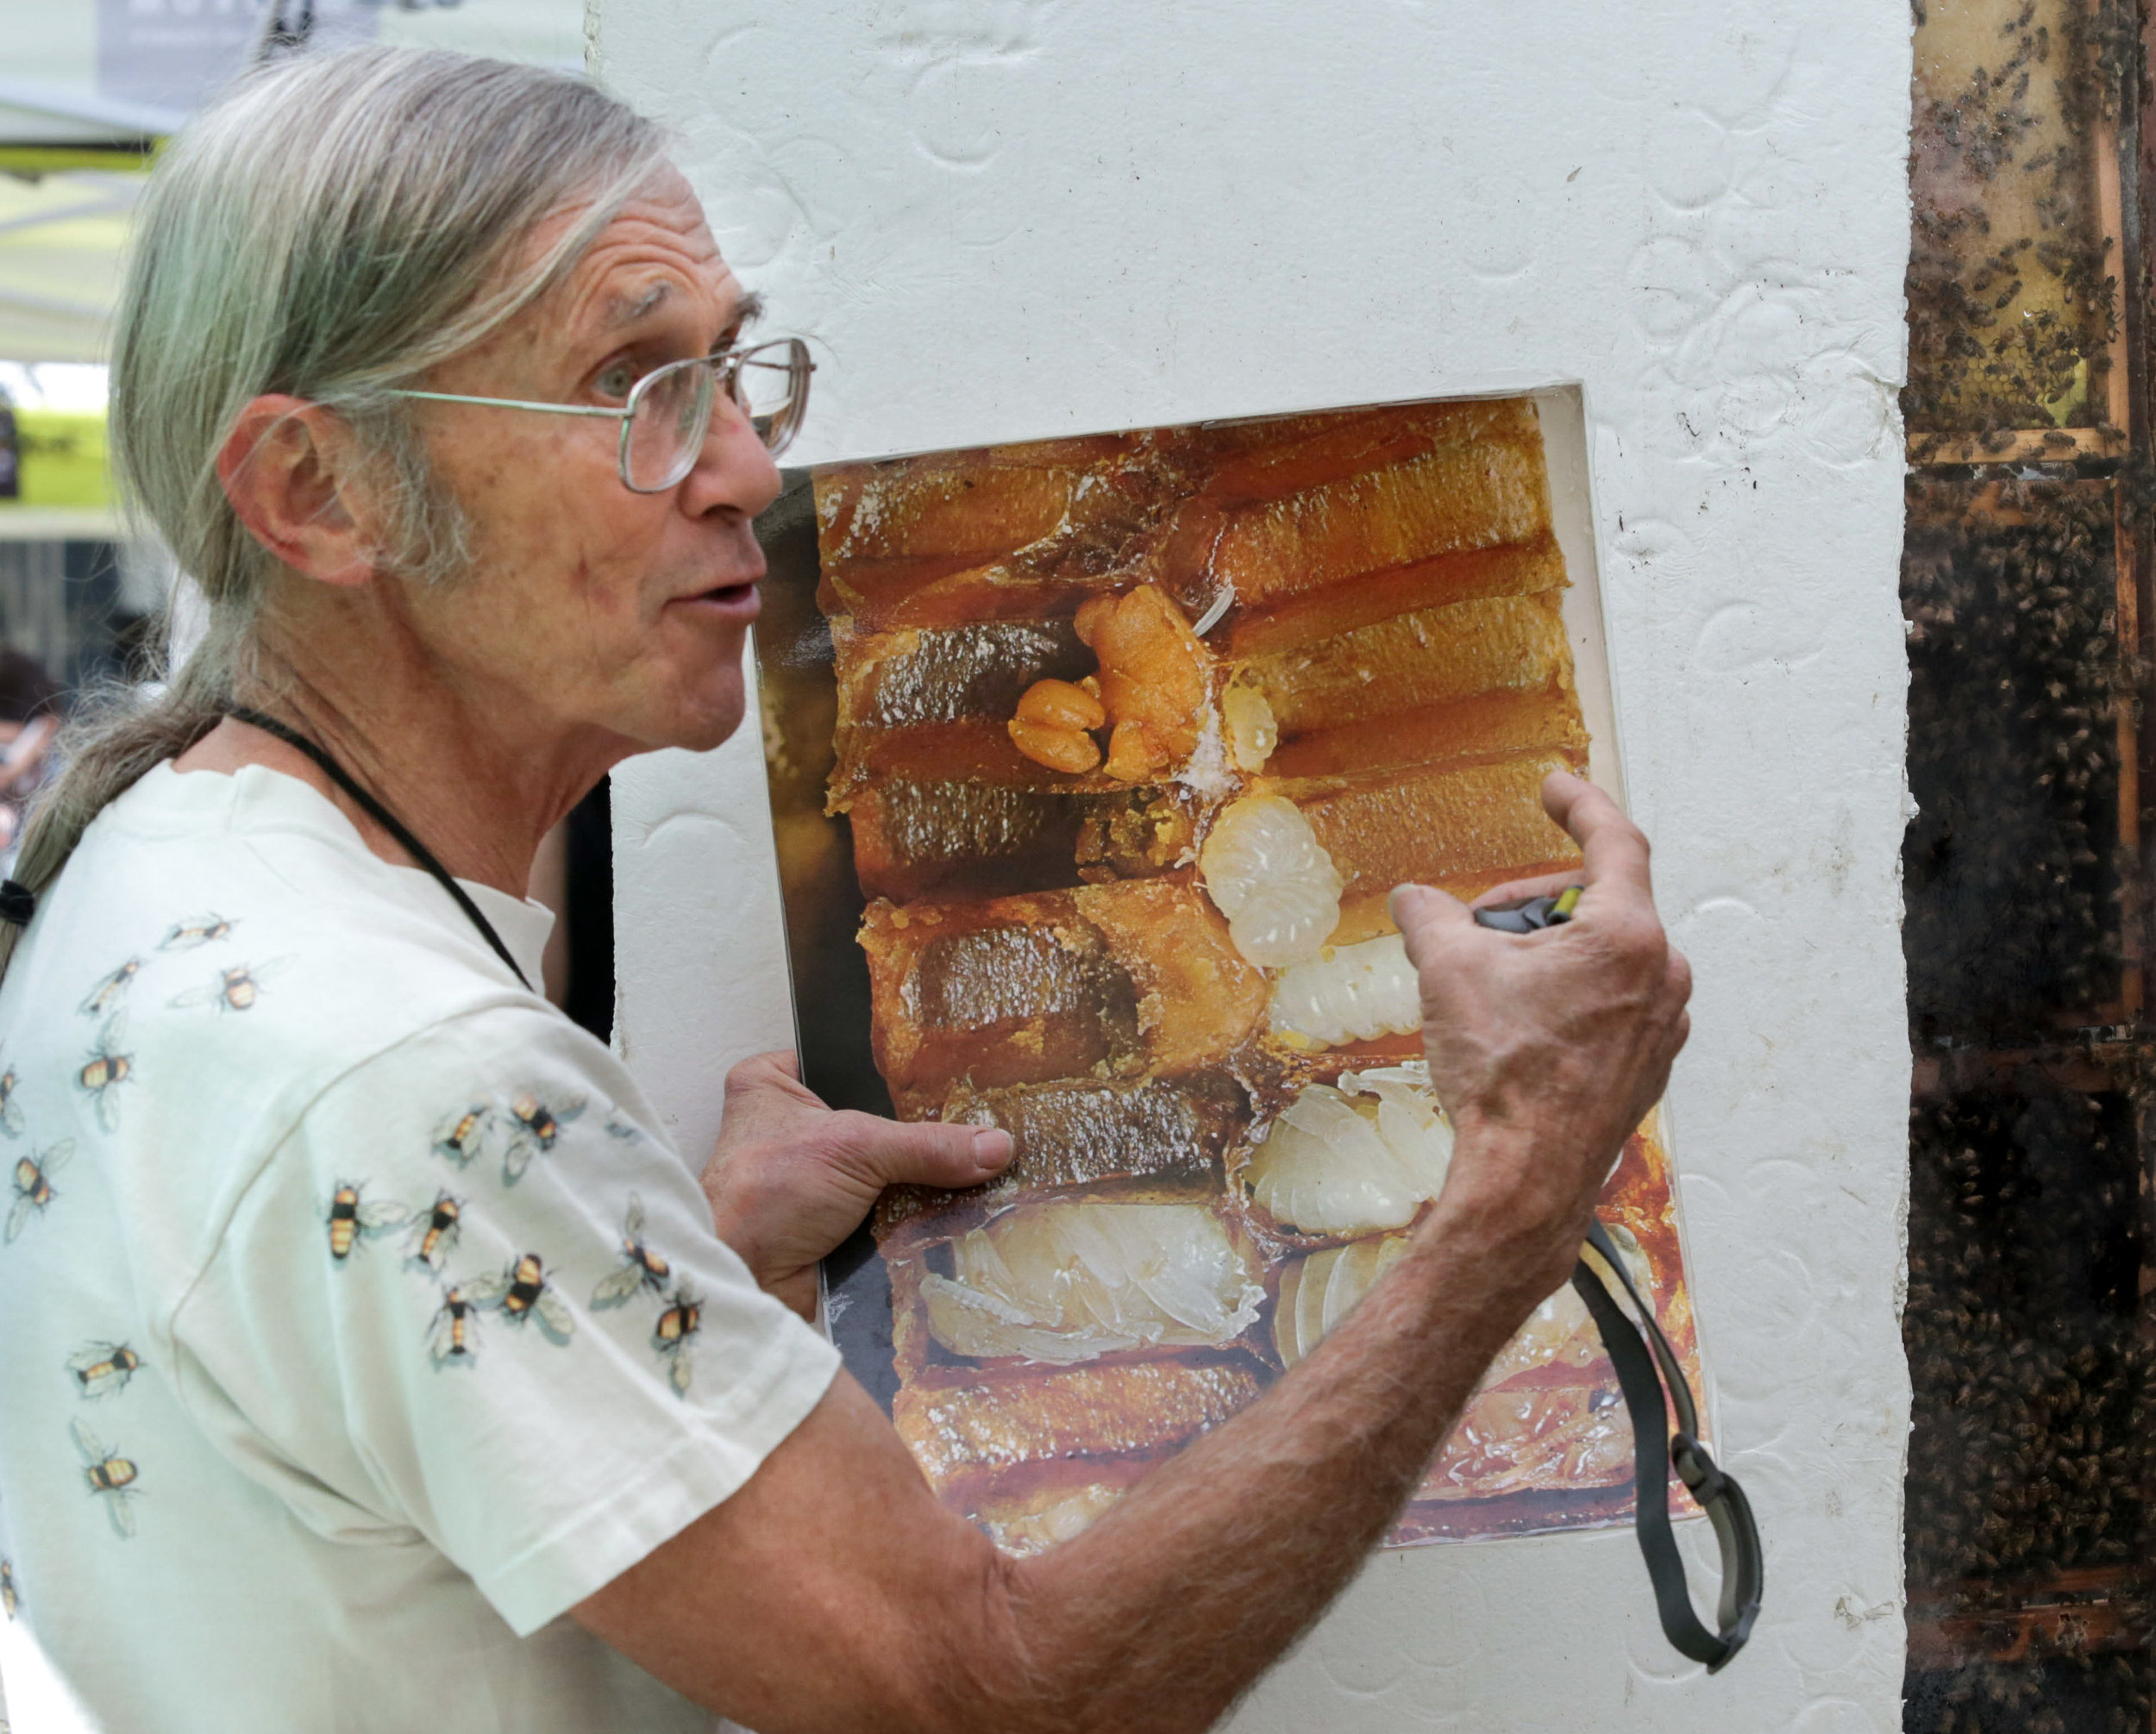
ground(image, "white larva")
xmin=1244 ymin=1061 xmax=1454 ymax=1237
xmin=1198 ymin=793 xmax=1344 ymax=968
xmin=1268 ymin=930 xmax=1422 ymax=1048
xmin=919 ymin=1199 xmax=1264 ymax=1364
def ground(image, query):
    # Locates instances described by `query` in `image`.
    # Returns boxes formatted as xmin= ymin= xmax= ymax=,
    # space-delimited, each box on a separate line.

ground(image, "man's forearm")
xmin=950 ymin=1155 xmax=1564 ymax=1734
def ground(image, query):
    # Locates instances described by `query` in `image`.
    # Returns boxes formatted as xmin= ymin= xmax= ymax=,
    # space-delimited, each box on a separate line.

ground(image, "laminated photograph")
xmin=754 ymin=392 xmax=1707 ymax=1552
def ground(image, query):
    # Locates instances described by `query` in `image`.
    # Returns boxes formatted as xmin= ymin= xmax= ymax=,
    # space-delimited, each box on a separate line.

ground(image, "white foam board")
xmin=596 ymin=3 xmax=1914 ymax=1727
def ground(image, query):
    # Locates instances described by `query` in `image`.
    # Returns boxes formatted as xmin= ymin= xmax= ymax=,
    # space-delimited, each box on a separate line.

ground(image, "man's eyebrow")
xmin=722 ymin=291 xmax=766 ymax=337
xmin=599 ymin=285 xmax=764 ymax=343
xmin=603 ymin=281 xmax=673 ymax=329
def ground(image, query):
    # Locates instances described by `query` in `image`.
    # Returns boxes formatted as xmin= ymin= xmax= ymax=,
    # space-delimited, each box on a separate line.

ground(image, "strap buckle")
xmin=1572 ymin=1218 xmax=1764 ymax=1672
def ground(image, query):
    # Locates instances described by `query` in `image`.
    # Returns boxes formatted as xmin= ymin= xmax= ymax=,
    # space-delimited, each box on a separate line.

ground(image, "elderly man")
xmin=0 ymin=47 xmax=1689 ymax=1734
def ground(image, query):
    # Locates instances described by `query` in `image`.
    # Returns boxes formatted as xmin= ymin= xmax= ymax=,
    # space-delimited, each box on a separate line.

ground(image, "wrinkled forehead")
xmin=511 ymin=165 xmax=743 ymax=354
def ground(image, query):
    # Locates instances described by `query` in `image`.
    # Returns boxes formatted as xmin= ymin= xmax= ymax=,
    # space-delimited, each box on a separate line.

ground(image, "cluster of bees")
xmin=1903 ymin=0 xmax=2125 ymax=445
xmin=1898 ymin=1 xmax=2153 ymax=1722
xmin=1902 ymin=480 xmax=2123 ymax=1042
xmin=1903 ymin=1086 xmax=2153 ymax=1725
xmin=1906 ymin=1652 xmax=2153 ymax=1734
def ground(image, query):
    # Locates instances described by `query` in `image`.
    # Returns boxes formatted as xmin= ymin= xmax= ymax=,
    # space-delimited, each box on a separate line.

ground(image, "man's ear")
xmin=215 ymin=396 xmax=379 ymax=588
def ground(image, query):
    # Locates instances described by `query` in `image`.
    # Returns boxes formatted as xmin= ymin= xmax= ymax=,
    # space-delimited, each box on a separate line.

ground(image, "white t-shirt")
xmin=0 ymin=761 xmax=840 ymax=1732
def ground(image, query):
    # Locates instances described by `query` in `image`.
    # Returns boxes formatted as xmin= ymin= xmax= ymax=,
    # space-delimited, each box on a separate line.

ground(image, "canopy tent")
xmin=0 ymin=78 xmax=168 ymax=367
xmin=0 ymin=168 xmax=142 ymax=367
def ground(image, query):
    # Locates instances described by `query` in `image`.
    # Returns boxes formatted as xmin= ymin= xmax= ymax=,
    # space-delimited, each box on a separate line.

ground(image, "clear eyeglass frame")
xmin=384 ymin=335 xmax=813 ymax=493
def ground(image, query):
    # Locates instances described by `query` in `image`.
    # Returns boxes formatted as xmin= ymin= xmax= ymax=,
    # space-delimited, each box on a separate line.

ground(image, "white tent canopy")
xmin=0 ymin=164 xmax=141 ymax=366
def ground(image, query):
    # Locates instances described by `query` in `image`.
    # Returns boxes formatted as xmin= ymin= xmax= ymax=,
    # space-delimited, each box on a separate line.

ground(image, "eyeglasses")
xmin=385 ymin=336 xmax=812 ymax=493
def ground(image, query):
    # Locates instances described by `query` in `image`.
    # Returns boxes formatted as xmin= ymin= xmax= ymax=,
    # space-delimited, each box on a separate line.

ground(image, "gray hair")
xmin=3 ymin=47 xmax=668 ymax=969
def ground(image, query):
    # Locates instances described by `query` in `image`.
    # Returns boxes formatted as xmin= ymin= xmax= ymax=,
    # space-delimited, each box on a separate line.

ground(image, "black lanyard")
xmin=226 ymin=706 xmax=534 ymax=993
xmin=1476 ymin=891 xmax=1763 ymax=1671
xmin=1573 ymin=1218 xmax=1763 ymax=1671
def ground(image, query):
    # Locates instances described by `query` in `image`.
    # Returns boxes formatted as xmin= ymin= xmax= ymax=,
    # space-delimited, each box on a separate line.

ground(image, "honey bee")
xmin=72 ymin=1417 xmax=141 ymax=1537
xmin=404 ymin=1191 xmax=463 ymax=1272
xmin=653 ymin=1285 xmax=703 ymax=1395
xmin=0 ymin=1061 xmax=23 ymax=1137
xmin=67 ymin=1339 xmax=144 ymax=1399
xmin=76 ymin=1017 xmax=134 ymax=1133
xmin=591 ymin=1193 xmax=670 ymax=1307
xmin=325 ymin=1181 xmax=410 ymax=1260
xmin=159 ymin=914 xmax=235 ymax=951
xmin=6 ymin=1139 xmax=72 ymax=1242
xmin=500 ymin=1092 xmax=585 ymax=1180
xmin=1 ymin=1557 xmax=16 ymax=1618
xmin=171 ymin=956 xmax=291 ymax=1014
xmin=79 ymin=958 xmax=141 ymax=1018
xmin=431 ymin=1103 xmax=496 ymax=1168
xmin=468 ymin=1251 xmax=575 ymax=1342
xmin=427 ymin=1285 xmax=481 ymax=1366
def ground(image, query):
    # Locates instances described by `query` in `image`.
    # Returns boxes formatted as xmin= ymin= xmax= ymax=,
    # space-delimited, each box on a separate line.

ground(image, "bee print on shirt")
xmin=500 ymin=1092 xmax=586 ymax=1181
xmin=72 ymin=1418 xmax=141 ymax=1538
xmin=0 ymin=1059 xmax=23 ymax=1136
xmin=404 ymin=1191 xmax=464 ymax=1273
xmin=427 ymin=1284 xmax=481 ymax=1367
xmin=6 ymin=1141 xmax=72 ymax=1243
xmin=326 ymin=1182 xmax=410 ymax=1261
xmin=2 ymin=1557 xmax=17 ymax=1618
xmin=603 ymin=1108 xmax=643 ymax=1142
xmin=171 ymin=957 xmax=291 ymax=1014
xmin=77 ymin=1017 xmax=134 ymax=1133
xmin=431 ymin=1103 xmax=496 ymax=1169
xmin=467 ymin=1252 xmax=575 ymax=1343
xmin=68 ymin=1340 xmax=144 ymax=1399
xmin=78 ymin=958 xmax=141 ymax=1018
xmin=653 ymin=1285 xmax=702 ymax=1396
xmin=591 ymin=1193 xmax=671 ymax=1308
xmin=159 ymin=914 xmax=235 ymax=951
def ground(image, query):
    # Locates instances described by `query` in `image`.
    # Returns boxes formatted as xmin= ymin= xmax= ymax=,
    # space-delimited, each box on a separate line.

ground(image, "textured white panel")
xmin=599 ymin=3 xmax=1914 ymax=1726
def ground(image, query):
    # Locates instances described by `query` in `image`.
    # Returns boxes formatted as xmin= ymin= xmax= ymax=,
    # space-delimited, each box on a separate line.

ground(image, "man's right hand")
xmin=1390 ymin=769 xmax=1692 ymax=1309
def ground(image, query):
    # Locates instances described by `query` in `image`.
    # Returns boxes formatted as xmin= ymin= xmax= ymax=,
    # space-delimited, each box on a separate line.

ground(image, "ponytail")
xmin=0 ymin=614 xmax=242 ymax=981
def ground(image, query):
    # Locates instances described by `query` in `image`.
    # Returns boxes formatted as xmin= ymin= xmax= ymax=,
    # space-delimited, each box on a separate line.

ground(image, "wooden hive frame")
xmin=1900 ymin=8 xmax=2156 ymax=1712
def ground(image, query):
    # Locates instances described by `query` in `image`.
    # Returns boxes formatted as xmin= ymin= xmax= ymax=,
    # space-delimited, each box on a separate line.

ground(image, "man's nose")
xmin=681 ymin=394 xmax=783 ymax=519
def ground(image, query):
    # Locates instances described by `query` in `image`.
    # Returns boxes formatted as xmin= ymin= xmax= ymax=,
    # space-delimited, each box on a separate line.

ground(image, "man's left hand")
xmin=700 ymin=1051 xmax=1013 ymax=1319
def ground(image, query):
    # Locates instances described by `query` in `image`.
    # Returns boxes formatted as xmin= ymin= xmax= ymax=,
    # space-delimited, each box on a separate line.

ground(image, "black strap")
xmin=226 ymin=706 xmax=534 ymax=992
xmin=1573 ymin=1218 xmax=1763 ymax=1672
xmin=0 ymin=880 xmax=34 ymax=926
xmin=1471 ymin=890 xmax=1762 ymax=1668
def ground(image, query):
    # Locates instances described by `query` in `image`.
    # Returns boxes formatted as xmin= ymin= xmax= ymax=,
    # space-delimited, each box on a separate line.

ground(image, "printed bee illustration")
xmin=1 ymin=1556 xmax=16 ymax=1618
xmin=592 ymin=1193 xmax=670 ymax=1308
xmin=427 ymin=1285 xmax=481 ymax=1367
xmin=79 ymin=958 xmax=141 ymax=1018
xmin=68 ymin=1340 xmax=144 ymax=1399
xmin=6 ymin=1140 xmax=73 ymax=1243
xmin=431 ymin=1103 xmax=496 ymax=1168
xmin=468 ymin=1252 xmax=575 ymax=1342
xmin=404 ymin=1191 xmax=464 ymax=1273
xmin=172 ymin=956 xmax=291 ymax=1014
xmin=160 ymin=914 xmax=235 ymax=951
xmin=603 ymin=1109 xmax=643 ymax=1142
xmin=0 ymin=1061 xmax=23 ymax=1137
xmin=500 ymin=1092 xmax=586 ymax=1180
xmin=653 ymin=1285 xmax=702 ymax=1396
xmin=326 ymin=1182 xmax=411 ymax=1260
xmin=76 ymin=1017 xmax=134 ymax=1134
xmin=72 ymin=1418 xmax=141 ymax=1538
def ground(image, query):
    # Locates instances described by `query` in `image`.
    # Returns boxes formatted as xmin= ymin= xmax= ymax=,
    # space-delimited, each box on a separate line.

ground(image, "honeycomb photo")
xmin=755 ymin=394 xmax=1709 ymax=1551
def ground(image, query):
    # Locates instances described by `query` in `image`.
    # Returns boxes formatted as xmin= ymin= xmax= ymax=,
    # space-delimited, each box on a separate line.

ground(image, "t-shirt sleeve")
xmin=172 ymin=1005 xmax=841 ymax=1637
